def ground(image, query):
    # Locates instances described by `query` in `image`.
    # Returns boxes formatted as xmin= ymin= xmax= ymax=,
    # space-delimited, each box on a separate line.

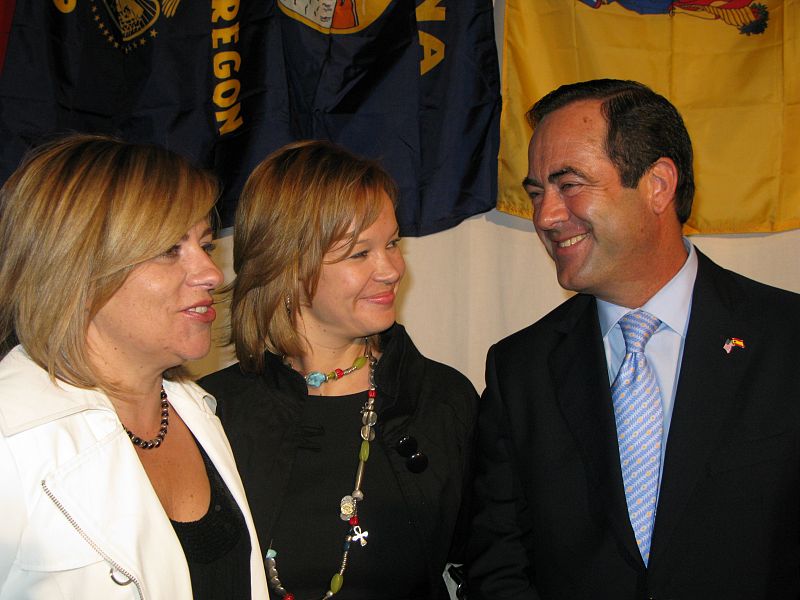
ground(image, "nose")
xmin=374 ymin=250 xmax=405 ymax=286
xmin=190 ymin=248 xmax=224 ymax=289
xmin=534 ymin=188 xmax=569 ymax=231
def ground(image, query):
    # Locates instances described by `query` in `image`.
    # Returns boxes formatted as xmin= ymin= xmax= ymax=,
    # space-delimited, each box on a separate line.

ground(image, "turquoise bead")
xmin=306 ymin=371 xmax=327 ymax=387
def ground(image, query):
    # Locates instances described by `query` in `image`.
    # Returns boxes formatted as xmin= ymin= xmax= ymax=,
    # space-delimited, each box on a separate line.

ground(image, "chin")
xmin=178 ymin=343 xmax=213 ymax=363
xmin=556 ymin=273 xmax=577 ymax=292
xmin=358 ymin=321 xmax=395 ymax=338
xmin=556 ymin=264 xmax=594 ymax=294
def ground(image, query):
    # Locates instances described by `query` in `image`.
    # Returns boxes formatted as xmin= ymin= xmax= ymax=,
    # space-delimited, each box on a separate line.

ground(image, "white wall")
xmin=187 ymin=214 xmax=800 ymax=392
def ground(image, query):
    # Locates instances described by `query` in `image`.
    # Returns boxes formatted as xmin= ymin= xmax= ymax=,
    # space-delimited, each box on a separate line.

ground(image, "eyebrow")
xmin=548 ymin=167 xmax=587 ymax=183
xmin=177 ymin=226 xmax=214 ymax=243
xmin=352 ymin=226 xmax=401 ymax=244
xmin=522 ymin=176 xmax=541 ymax=189
xmin=522 ymin=166 xmax=589 ymax=189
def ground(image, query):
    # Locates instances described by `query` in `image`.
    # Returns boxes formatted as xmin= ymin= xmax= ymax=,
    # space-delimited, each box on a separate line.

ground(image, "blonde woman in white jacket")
xmin=0 ymin=135 xmax=269 ymax=600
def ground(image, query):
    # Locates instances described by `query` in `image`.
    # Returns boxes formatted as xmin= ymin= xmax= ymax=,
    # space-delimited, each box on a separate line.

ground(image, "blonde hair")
xmin=231 ymin=140 xmax=398 ymax=373
xmin=0 ymin=133 xmax=219 ymax=389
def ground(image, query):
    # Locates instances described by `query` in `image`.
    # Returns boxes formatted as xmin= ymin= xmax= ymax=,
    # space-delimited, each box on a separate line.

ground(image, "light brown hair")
xmin=0 ymin=133 xmax=219 ymax=388
xmin=230 ymin=140 xmax=398 ymax=373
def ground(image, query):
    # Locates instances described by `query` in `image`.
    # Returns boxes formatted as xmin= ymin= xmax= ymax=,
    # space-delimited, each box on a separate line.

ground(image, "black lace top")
xmin=171 ymin=445 xmax=252 ymax=599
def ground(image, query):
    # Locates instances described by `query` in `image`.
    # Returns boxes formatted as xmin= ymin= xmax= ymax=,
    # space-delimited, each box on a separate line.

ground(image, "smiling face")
xmin=524 ymin=99 xmax=663 ymax=306
xmin=87 ymin=219 xmax=223 ymax=376
xmin=298 ymin=194 xmax=405 ymax=347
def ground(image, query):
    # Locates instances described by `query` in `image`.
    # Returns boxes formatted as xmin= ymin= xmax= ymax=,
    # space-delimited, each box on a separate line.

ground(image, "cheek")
xmin=567 ymin=193 xmax=601 ymax=223
xmin=314 ymin=279 xmax=351 ymax=312
xmin=394 ymin=254 xmax=407 ymax=281
xmin=535 ymin=228 xmax=554 ymax=254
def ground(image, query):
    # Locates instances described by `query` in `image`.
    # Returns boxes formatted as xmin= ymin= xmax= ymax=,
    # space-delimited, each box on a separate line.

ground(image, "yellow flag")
xmin=499 ymin=0 xmax=799 ymax=234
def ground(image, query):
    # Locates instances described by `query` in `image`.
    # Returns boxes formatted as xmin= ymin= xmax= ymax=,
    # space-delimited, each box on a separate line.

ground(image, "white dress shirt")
xmin=596 ymin=238 xmax=698 ymax=487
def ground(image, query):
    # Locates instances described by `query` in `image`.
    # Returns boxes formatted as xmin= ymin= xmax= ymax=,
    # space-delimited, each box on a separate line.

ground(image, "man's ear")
xmin=643 ymin=157 xmax=678 ymax=216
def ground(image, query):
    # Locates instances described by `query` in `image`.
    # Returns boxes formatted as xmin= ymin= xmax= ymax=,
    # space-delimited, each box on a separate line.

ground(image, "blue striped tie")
xmin=612 ymin=310 xmax=663 ymax=566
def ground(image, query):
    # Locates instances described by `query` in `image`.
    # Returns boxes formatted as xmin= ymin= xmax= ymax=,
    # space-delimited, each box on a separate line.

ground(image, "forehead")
xmin=327 ymin=192 xmax=396 ymax=252
xmin=527 ymin=99 xmax=609 ymax=176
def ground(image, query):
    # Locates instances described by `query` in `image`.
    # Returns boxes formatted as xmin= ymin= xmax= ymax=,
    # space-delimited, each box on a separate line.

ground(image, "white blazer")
xmin=0 ymin=346 xmax=269 ymax=599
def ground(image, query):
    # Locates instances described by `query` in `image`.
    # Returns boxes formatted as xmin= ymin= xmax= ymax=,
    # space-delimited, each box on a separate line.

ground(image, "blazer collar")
xmin=550 ymin=294 xmax=647 ymax=569
xmin=0 ymin=346 xmax=218 ymax=436
xmin=648 ymin=251 xmax=755 ymax=566
xmin=0 ymin=346 xmax=115 ymax=436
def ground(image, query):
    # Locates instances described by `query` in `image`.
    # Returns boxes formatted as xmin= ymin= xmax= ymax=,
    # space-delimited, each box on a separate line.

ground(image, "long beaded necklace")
xmin=124 ymin=386 xmax=169 ymax=450
xmin=268 ymin=350 xmax=378 ymax=600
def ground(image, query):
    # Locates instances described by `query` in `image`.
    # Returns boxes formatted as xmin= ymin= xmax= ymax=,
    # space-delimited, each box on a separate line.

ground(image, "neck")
xmin=88 ymin=349 xmax=166 ymax=430
xmin=612 ymin=235 xmax=688 ymax=308
xmin=287 ymin=338 xmax=372 ymax=397
xmin=289 ymin=336 xmax=368 ymax=376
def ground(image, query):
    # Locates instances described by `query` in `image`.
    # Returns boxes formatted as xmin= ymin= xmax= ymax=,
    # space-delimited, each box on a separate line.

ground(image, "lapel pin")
xmin=723 ymin=337 xmax=745 ymax=354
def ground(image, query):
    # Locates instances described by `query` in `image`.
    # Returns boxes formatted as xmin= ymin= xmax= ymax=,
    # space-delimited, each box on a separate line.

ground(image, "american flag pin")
xmin=723 ymin=337 xmax=745 ymax=354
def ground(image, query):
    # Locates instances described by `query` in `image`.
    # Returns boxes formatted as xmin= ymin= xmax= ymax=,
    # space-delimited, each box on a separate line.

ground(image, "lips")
xmin=363 ymin=291 xmax=396 ymax=306
xmin=557 ymin=233 xmax=589 ymax=248
xmin=184 ymin=303 xmax=216 ymax=322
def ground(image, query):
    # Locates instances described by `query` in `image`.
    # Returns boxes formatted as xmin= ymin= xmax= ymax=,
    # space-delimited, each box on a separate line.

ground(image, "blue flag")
xmin=0 ymin=0 xmax=500 ymax=236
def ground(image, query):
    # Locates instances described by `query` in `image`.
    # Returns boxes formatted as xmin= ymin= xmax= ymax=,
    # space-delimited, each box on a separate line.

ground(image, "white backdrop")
xmin=186 ymin=0 xmax=800 ymax=391
xmin=187 ymin=214 xmax=800 ymax=392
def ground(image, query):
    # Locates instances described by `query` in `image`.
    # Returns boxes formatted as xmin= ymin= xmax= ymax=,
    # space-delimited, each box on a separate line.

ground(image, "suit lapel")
xmin=550 ymin=295 xmax=645 ymax=567
xmin=649 ymin=253 xmax=754 ymax=565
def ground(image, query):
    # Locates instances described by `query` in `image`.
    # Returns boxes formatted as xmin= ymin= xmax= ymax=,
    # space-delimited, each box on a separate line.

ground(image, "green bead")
xmin=330 ymin=573 xmax=344 ymax=594
xmin=327 ymin=371 xmax=337 ymax=380
xmin=359 ymin=440 xmax=370 ymax=462
xmin=353 ymin=355 xmax=368 ymax=369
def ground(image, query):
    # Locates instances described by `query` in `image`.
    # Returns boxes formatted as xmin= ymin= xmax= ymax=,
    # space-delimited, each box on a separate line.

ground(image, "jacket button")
xmin=406 ymin=451 xmax=428 ymax=473
xmin=396 ymin=435 xmax=417 ymax=457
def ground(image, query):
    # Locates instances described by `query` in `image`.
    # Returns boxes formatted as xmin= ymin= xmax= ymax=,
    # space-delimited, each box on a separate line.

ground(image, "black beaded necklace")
xmin=124 ymin=386 xmax=170 ymax=450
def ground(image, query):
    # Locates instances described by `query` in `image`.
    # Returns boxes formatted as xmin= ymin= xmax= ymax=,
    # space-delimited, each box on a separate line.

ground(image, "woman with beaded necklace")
xmin=200 ymin=140 xmax=478 ymax=600
xmin=0 ymin=134 xmax=268 ymax=599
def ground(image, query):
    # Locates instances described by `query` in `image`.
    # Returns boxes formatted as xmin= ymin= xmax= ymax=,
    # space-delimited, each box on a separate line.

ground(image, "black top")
xmin=200 ymin=323 xmax=479 ymax=600
xmin=269 ymin=390 xmax=428 ymax=599
xmin=171 ymin=445 xmax=251 ymax=600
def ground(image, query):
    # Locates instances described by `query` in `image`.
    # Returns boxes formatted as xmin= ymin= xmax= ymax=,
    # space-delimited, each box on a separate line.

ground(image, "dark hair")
xmin=527 ymin=79 xmax=694 ymax=223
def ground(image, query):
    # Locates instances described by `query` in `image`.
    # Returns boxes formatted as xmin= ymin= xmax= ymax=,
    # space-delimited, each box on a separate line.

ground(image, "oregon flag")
xmin=499 ymin=0 xmax=798 ymax=234
xmin=0 ymin=0 xmax=500 ymax=237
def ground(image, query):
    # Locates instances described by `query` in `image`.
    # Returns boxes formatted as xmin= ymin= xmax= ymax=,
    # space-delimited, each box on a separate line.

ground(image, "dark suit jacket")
xmin=467 ymin=251 xmax=800 ymax=600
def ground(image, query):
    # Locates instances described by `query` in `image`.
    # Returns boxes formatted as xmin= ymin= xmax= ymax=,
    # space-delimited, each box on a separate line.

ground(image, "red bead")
xmin=349 ymin=515 xmax=359 ymax=526
xmin=285 ymin=595 xmax=295 ymax=600
xmin=368 ymin=389 xmax=377 ymax=398
xmin=334 ymin=368 xmax=344 ymax=379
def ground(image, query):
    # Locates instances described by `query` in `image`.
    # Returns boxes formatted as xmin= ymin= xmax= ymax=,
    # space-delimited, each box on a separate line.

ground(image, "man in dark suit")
xmin=466 ymin=79 xmax=800 ymax=600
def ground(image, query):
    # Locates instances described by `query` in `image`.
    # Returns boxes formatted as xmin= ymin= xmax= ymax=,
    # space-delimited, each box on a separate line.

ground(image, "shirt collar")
xmin=597 ymin=238 xmax=698 ymax=338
